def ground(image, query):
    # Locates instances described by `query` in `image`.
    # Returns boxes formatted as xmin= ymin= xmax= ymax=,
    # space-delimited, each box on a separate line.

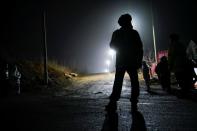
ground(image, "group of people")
xmin=165 ymin=34 xmax=194 ymax=97
xmin=142 ymin=33 xmax=195 ymax=98
xmin=0 ymin=58 xmax=21 ymax=97
xmin=142 ymin=56 xmax=171 ymax=93
xmin=105 ymin=13 xmax=195 ymax=113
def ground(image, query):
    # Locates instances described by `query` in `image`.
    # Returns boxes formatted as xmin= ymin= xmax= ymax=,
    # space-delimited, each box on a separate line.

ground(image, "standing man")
xmin=105 ymin=14 xmax=143 ymax=112
xmin=142 ymin=61 xmax=151 ymax=92
xmin=168 ymin=33 xmax=193 ymax=98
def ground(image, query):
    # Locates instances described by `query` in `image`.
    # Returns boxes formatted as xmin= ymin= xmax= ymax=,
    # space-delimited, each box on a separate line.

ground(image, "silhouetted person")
xmin=155 ymin=56 xmax=171 ymax=93
xmin=186 ymin=40 xmax=197 ymax=87
xmin=105 ymin=14 xmax=143 ymax=112
xmin=168 ymin=33 xmax=193 ymax=98
xmin=142 ymin=61 xmax=151 ymax=92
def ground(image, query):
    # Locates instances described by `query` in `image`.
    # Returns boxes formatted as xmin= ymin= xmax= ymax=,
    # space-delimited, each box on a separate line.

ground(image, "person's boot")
xmin=105 ymin=100 xmax=117 ymax=112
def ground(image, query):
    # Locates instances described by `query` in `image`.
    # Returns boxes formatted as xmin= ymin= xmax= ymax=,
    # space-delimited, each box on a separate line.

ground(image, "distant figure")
xmin=155 ymin=56 xmax=171 ymax=92
xmin=142 ymin=61 xmax=150 ymax=92
xmin=105 ymin=14 xmax=143 ymax=112
xmin=168 ymin=33 xmax=193 ymax=98
xmin=13 ymin=65 xmax=21 ymax=95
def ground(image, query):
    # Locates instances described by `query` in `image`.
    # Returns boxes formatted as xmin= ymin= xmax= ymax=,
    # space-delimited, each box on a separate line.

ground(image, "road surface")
xmin=1 ymin=73 xmax=197 ymax=131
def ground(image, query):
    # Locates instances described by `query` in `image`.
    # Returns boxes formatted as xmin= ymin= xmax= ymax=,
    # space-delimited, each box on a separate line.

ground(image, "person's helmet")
xmin=118 ymin=14 xmax=132 ymax=27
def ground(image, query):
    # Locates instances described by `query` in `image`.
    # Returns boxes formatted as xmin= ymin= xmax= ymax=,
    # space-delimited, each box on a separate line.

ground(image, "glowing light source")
xmin=108 ymin=49 xmax=116 ymax=56
xmin=104 ymin=69 xmax=109 ymax=73
xmin=106 ymin=60 xmax=111 ymax=65
xmin=105 ymin=60 xmax=111 ymax=73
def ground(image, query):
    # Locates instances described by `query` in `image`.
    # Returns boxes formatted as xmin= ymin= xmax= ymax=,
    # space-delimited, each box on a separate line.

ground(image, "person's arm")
xmin=135 ymin=31 xmax=144 ymax=68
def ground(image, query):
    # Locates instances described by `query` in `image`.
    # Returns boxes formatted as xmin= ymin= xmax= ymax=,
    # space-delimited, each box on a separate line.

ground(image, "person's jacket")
xmin=110 ymin=26 xmax=143 ymax=69
xmin=168 ymin=41 xmax=188 ymax=72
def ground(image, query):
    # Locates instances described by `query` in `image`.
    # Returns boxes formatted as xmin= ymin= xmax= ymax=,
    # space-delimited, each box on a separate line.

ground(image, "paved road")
xmin=1 ymin=73 xmax=197 ymax=131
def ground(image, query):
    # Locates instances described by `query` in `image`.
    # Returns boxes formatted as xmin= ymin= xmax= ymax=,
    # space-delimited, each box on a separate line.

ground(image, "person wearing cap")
xmin=105 ymin=13 xmax=143 ymax=112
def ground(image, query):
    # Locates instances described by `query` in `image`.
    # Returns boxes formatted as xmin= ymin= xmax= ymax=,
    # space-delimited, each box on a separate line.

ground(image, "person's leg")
xmin=183 ymin=70 xmax=193 ymax=92
xmin=164 ymin=74 xmax=171 ymax=93
xmin=106 ymin=67 xmax=125 ymax=111
xmin=160 ymin=76 xmax=167 ymax=91
xmin=127 ymin=68 xmax=140 ymax=111
xmin=175 ymin=72 xmax=188 ymax=97
xmin=145 ymin=74 xmax=151 ymax=92
xmin=109 ymin=67 xmax=126 ymax=101
xmin=147 ymin=74 xmax=151 ymax=91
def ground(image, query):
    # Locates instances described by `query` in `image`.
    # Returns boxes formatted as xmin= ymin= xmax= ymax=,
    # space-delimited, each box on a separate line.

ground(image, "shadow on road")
xmin=131 ymin=111 xmax=147 ymax=131
xmin=147 ymin=89 xmax=171 ymax=96
xmin=101 ymin=112 xmax=118 ymax=131
xmin=101 ymin=111 xmax=146 ymax=131
xmin=148 ymin=90 xmax=161 ymax=95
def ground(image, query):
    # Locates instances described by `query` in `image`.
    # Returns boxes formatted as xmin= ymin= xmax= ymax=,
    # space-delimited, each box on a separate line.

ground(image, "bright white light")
xmin=106 ymin=60 xmax=111 ymax=65
xmin=104 ymin=69 xmax=109 ymax=73
xmin=108 ymin=49 xmax=116 ymax=56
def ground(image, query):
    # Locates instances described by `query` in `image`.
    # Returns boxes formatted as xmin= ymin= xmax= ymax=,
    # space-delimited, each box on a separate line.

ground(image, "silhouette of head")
xmin=118 ymin=14 xmax=132 ymax=27
xmin=160 ymin=56 xmax=167 ymax=63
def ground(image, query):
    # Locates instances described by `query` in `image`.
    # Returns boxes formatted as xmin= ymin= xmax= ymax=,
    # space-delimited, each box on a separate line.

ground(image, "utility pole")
xmin=151 ymin=0 xmax=158 ymax=64
xmin=43 ymin=10 xmax=48 ymax=85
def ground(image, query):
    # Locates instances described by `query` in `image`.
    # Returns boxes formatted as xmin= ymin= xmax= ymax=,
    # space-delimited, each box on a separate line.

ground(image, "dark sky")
xmin=2 ymin=0 xmax=196 ymax=73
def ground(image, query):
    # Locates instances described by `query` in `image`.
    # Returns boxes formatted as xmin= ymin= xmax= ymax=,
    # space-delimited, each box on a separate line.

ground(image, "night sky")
xmin=2 ymin=0 xmax=196 ymax=73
